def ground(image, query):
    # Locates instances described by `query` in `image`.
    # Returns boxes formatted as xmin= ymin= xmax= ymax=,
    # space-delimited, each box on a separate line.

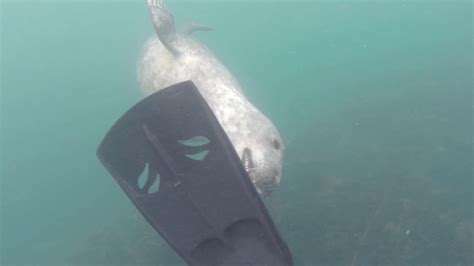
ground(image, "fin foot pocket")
xmin=191 ymin=238 xmax=234 ymax=266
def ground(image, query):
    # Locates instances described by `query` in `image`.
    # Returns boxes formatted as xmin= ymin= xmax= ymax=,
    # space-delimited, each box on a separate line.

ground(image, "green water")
xmin=1 ymin=1 xmax=472 ymax=265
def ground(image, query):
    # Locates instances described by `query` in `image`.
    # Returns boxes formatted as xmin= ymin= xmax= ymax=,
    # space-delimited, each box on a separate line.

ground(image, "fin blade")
xmin=97 ymin=80 xmax=293 ymax=266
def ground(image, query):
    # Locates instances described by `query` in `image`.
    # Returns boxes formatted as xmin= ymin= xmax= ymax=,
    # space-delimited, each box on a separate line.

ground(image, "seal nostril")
xmin=271 ymin=169 xmax=280 ymax=179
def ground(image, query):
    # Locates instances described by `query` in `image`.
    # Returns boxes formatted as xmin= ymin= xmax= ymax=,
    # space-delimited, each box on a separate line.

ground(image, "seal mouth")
xmin=259 ymin=178 xmax=278 ymax=191
xmin=257 ymin=173 xmax=279 ymax=194
xmin=241 ymin=148 xmax=255 ymax=175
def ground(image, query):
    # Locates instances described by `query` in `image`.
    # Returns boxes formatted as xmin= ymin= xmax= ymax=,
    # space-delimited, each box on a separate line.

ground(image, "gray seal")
xmin=137 ymin=0 xmax=284 ymax=196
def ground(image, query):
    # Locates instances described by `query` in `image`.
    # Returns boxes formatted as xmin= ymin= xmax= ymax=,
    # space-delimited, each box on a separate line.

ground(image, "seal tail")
xmin=147 ymin=0 xmax=179 ymax=56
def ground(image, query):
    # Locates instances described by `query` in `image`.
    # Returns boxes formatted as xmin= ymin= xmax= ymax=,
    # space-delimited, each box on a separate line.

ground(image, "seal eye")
xmin=272 ymin=139 xmax=280 ymax=150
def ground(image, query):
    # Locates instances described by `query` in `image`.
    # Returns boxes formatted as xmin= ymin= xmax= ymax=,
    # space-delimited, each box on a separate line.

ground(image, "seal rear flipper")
xmin=147 ymin=0 xmax=179 ymax=56
xmin=97 ymin=81 xmax=293 ymax=266
xmin=182 ymin=23 xmax=213 ymax=35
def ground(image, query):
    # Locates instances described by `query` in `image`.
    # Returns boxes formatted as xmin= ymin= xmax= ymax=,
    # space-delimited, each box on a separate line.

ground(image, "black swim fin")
xmin=97 ymin=80 xmax=293 ymax=266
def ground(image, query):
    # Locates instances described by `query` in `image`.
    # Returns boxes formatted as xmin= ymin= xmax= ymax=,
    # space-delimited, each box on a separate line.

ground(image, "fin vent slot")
xmin=137 ymin=163 xmax=160 ymax=194
xmin=178 ymin=136 xmax=211 ymax=161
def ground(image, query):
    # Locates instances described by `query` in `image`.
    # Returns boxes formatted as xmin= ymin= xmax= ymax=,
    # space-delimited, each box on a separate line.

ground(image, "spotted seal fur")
xmin=137 ymin=0 xmax=284 ymax=195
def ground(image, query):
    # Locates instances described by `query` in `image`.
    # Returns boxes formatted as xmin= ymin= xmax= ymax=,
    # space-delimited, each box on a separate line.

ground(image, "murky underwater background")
xmin=1 ymin=0 xmax=472 ymax=265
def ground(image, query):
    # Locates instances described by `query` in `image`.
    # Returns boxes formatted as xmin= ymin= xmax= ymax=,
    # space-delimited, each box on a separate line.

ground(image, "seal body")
xmin=138 ymin=1 xmax=284 ymax=196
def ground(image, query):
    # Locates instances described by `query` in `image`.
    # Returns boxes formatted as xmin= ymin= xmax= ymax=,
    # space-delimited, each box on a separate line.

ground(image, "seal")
xmin=137 ymin=0 xmax=284 ymax=196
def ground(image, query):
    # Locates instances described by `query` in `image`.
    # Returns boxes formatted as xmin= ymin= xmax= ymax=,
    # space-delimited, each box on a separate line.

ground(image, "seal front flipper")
xmin=97 ymin=81 xmax=293 ymax=266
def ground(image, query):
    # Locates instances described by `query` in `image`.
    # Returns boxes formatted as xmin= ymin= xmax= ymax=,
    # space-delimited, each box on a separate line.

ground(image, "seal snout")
xmin=242 ymin=147 xmax=281 ymax=195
